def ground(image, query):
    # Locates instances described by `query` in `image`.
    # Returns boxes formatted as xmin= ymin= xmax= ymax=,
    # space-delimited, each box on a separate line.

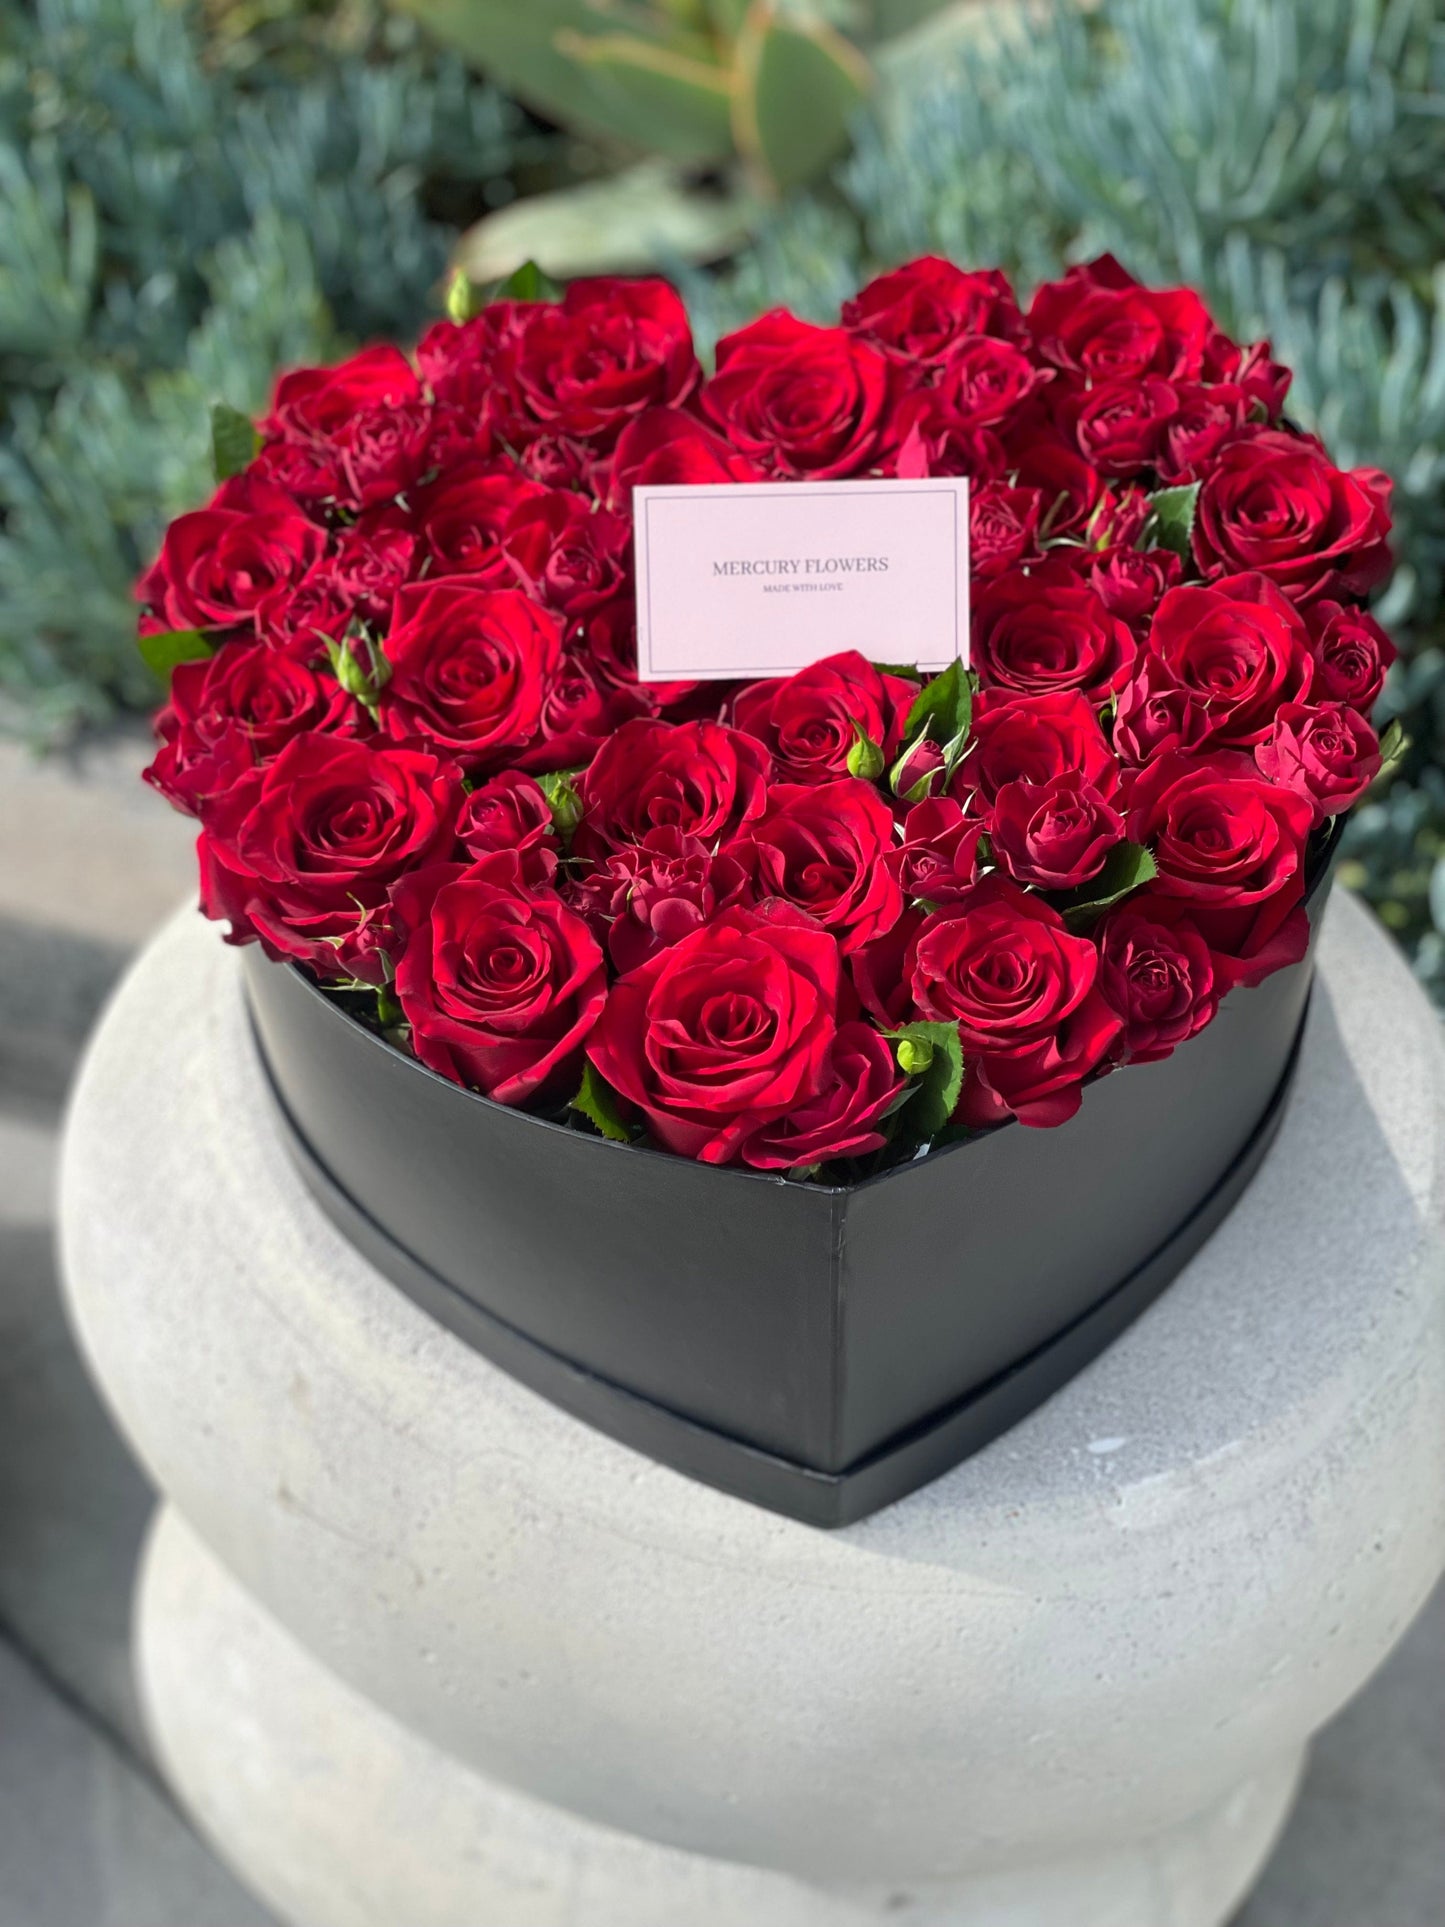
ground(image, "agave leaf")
xmin=451 ymin=159 xmax=761 ymax=280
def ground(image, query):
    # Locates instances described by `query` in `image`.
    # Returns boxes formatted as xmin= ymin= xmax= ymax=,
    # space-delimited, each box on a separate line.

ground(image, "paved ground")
xmin=0 ymin=728 xmax=1441 ymax=1926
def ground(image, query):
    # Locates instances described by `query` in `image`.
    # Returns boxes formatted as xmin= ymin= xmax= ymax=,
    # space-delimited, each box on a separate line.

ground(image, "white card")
xmin=633 ymin=477 xmax=970 ymax=683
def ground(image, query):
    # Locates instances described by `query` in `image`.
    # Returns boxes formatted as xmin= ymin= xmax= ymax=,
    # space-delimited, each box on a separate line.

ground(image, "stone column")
xmin=60 ymin=892 xmax=1445 ymax=1927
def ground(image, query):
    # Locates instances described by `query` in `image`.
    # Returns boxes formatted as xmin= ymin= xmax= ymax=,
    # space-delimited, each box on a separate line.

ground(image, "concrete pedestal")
xmin=60 ymin=893 xmax=1445 ymax=1927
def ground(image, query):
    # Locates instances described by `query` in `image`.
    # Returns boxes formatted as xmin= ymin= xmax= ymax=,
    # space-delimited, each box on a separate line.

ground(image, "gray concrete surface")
xmin=61 ymin=891 xmax=1445 ymax=1922
xmin=0 ymin=727 xmax=1441 ymax=1924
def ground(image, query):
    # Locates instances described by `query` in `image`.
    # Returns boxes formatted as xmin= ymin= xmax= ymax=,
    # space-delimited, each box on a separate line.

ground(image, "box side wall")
xmin=246 ymin=955 xmax=841 ymax=1466
xmin=834 ymin=934 xmax=1317 ymax=1468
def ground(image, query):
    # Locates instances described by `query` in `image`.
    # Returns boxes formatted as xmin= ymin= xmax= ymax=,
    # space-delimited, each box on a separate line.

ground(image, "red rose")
xmin=1078 ymin=544 xmax=1182 ymax=628
xmin=909 ymin=874 xmax=1102 ymax=1044
xmin=909 ymin=876 xmax=1121 ymax=1127
xmin=1028 ymin=256 xmax=1213 ymax=380
xmin=198 ymin=732 xmax=462 ymax=983
xmin=137 ymin=485 xmax=326 ymax=633
xmin=1142 ymin=572 xmax=1315 ymax=747
xmin=328 ymin=400 xmax=438 ymax=510
xmin=1125 ymin=750 xmax=1315 ymax=986
xmin=889 ymin=409 xmax=1007 ymax=483
xmin=1002 ymin=416 xmax=1104 ymax=535
xmin=928 ymin=336 xmax=1045 ymax=427
xmin=390 ymin=852 xmax=605 ymax=1105
xmin=1202 ymin=334 xmax=1292 ymax=417
xmin=413 ymin=464 xmax=548 ymax=584
xmin=606 ymin=407 xmax=762 ymax=509
xmin=738 ymin=1023 xmax=905 ymax=1171
xmin=253 ymin=570 xmax=355 ymax=660
xmin=1193 ymin=428 xmax=1393 ymax=602
xmin=972 ymin=565 xmax=1138 ymax=703
xmin=1112 ymin=669 xmax=1212 ymax=765
xmin=731 ymin=779 xmax=902 ymax=953
xmin=1255 ymin=701 xmax=1381 ymax=821
xmin=1095 ymin=898 xmax=1218 ymax=1064
xmin=850 ymin=908 xmax=923 ymax=1030
xmin=502 ymin=491 xmax=631 ymax=616
xmin=700 ymin=311 xmax=898 ymax=479
xmin=264 ymin=345 xmax=421 ymax=444
xmin=575 ymin=717 xmax=770 ymax=857
xmin=145 ymin=642 xmax=356 ymax=818
xmin=969 ymin=483 xmax=1044 ymax=580
xmin=1059 ymin=374 xmax=1179 ymax=475
xmin=328 ymin=515 xmax=418 ymax=621
xmin=888 ymin=797 xmax=983 ymax=905
xmin=1306 ymin=601 xmax=1396 ymax=710
xmin=416 ymin=304 xmax=531 ymax=423
xmin=1155 ymin=381 xmax=1250 ymax=484
xmin=731 ymin=650 xmax=917 ymax=785
xmin=572 ymin=826 xmax=751 ymax=976
xmin=841 ymin=258 xmax=1028 ymax=365
xmin=989 ymin=771 xmax=1125 ymax=891
xmin=513 ymin=647 xmax=653 ymax=774
xmin=457 ymin=771 xmax=558 ymax=882
xmin=507 ymin=278 xmax=700 ymax=449
xmin=963 ymin=688 xmax=1119 ymax=807
xmin=587 ymin=904 xmax=844 ymax=1163
xmin=380 ymin=581 xmax=562 ymax=770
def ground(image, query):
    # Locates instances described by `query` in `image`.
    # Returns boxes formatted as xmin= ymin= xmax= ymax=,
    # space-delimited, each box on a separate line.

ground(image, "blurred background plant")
xmin=0 ymin=0 xmax=582 ymax=739
xmin=691 ymin=0 xmax=1445 ymax=998
xmin=2 ymin=0 xmax=1444 ymax=995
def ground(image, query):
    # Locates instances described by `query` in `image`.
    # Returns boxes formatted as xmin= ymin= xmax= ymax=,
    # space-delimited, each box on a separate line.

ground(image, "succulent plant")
xmin=397 ymin=0 xmax=1002 ymax=274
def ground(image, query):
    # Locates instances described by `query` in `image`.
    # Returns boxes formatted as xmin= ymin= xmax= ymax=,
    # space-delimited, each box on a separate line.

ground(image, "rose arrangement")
xmin=139 ymin=254 xmax=1399 ymax=1177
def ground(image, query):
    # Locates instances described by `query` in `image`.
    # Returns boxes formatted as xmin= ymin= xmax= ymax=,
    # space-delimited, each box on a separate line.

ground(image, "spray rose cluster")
xmin=140 ymin=254 xmax=1396 ymax=1173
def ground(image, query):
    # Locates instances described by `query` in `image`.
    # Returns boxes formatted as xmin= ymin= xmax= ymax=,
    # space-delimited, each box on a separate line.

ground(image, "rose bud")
xmin=1255 ymin=701 xmax=1381 ymax=822
xmin=989 ymin=771 xmax=1125 ymax=892
xmin=890 ymin=733 xmax=946 ymax=802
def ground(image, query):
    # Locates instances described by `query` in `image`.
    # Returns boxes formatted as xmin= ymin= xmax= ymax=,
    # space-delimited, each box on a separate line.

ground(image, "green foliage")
xmin=0 ymin=0 xmax=554 ymax=740
xmin=702 ymin=0 xmax=1445 ymax=995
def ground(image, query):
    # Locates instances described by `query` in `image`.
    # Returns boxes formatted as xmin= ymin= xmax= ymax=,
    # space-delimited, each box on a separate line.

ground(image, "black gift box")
xmin=245 ymin=828 xmax=1339 ymax=1527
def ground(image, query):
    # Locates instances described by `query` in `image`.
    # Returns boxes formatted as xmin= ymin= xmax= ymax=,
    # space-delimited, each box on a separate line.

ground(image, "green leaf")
xmin=901 ymin=656 xmax=974 ymax=778
xmin=137 ymin=628 xmax=214 ymax=677
xmin=733 ymin=11 xmax=871 ymax=192
xmin=1142 ymin=482 xmax=1201 ymax=559
xmin=1057 ymin=841 xmax=1158 ymax=925
xmin=210 ymin=402 xmax=259 ymax=482
xmin=495 ymin=258 xmax=562 ymax=303
xmin=571 ymin=1062 xmax=634 ymax=1142
xmin=885 ymin=1020 xmax=964 ymax=1140
xmin=451 ymin=160 xmax=759 ymax=282
xmin=867 ymin=660 xmax=924 ymax=680
xmin=1374 ymin=717 xmax=1409 ymax=785
xmin=846 ymin=720 xmax=885 ymax=781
